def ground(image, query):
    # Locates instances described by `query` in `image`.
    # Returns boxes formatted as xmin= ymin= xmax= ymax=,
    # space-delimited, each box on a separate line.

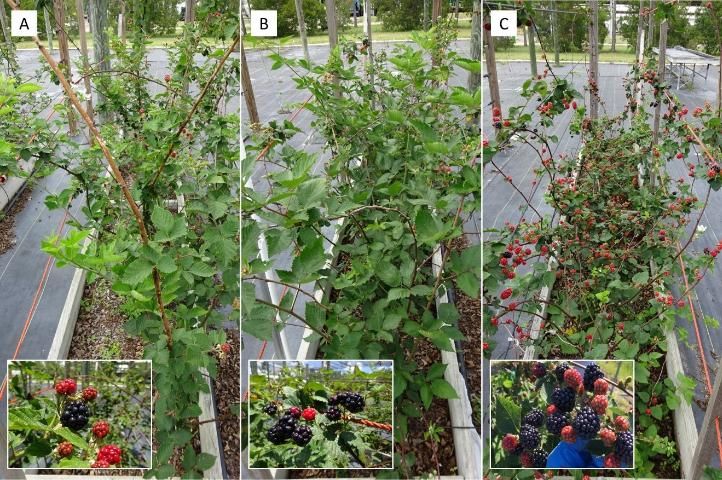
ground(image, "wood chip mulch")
xmin=212 ymin=328 xmax=241 ymax=480
xmin=0 ymin=185 xmax=33 ymax=256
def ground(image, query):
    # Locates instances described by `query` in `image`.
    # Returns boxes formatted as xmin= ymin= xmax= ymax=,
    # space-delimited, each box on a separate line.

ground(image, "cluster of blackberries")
xmin=583 ymin=363 xmax=605 ymax=392
xmin=551 ymin=387 xmax=575 ymax=412
xmin=328 ymin=391 xmax=365 ymax=413
xmin=572 ymin=406 xmax=601 ymax=439
xmin=262 ymin=403 xmax=278 ymax=416
xmin=615 ymin=430 xmax=634 ymax=464
xmin=546 ymin=412 xmax=570 ymax=435
xmin=60 ymin=401 xmax=90 ymax=430
xmin=267 ymin=414 xmax=312 ymax=446
xmin=325 ymin=405 xmax=342 ymax=421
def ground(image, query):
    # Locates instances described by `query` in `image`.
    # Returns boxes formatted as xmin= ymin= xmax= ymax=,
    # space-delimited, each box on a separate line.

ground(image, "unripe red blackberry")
xmin=520 ymin=451 xmax=533 ymax=468
xmin=301 ymin=407 xmax=317 ymax=421
xmin=502 ymin=433 xmax=519 ymax=452
xmin=531 ymin=362 xmax=546 ymax=378
xmin=522 ymin=408 xmax=544 ymax=428
xmin=91 ymin=459 xmax=111 ymax=468
xmin=572 ymin=406 xmax=601 ymax=439
xmin=57 ymin=441 xmax=73 ymax=458
xmin=560 ymin=425 xmax=576 ymax=443
xmin=589 ymin=395 xmax=608 ymax=415
xmin=614 ymin=416 xmax=630 ymax=431
xmin=287 ymin=406 xmax=302 ymax=418
xmin=92 ymin=421 xmax=110 ymax=439
xmin=563 ymin=368 xmax=583 ymax=389
xmin=55 ymin=378 xmax=77 ymax=396
xmin=519 ymin=425 xmax=541 ymax=450
xmin=82 ymin=386 xmax=98 ymax=401
xmin=600 ymin=427 xmax=617 ymax=447
xmin=604 ymin=453 xmax=621 ymax=468
xmin=593 ymin=378 xmax=608 ymax=395
xmin=97 ymin=444 xmax=122 ymax=465
xmin=291 ymin=425 xmax=313 ymax=446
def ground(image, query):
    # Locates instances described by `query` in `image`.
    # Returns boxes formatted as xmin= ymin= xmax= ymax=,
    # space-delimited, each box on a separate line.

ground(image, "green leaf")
xmin=377 ymin=264 xmax=401 ymax=287
xmin=25 ymin=439 xmax=52 ymax=457
xmin=296 ymin=178 xmax=327 ymax=209
xmin=56 ymin=427 xmax=89 ymax=449
xmin=152 ymin=206 xmax=175 ymax=233
xmin=122 ymin=258 xmax=154 ymax=285
xmin=58 ymin=458 xmax=91 ymax=468
xmin=190 ymin=261 xmax=215 ymax=277
xmin=16 ymin=83 xmax=42 ymax=94
xmin=430 ymin=379 xmax=458 ymax=399
xmin=632 ymin=271 xmax=649 ymax=284
xmin=156 ymin=254 xmax=177 ymax=273
xmin=196 ymin=452 xmax=217 ymax=471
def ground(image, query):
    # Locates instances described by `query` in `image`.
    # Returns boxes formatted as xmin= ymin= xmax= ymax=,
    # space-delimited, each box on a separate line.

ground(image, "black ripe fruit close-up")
xmin=546 ymin=411 xmax=570 ymax=435
xmin=326 ymin=405 xmax=342 ymax=421
xmin=573 ymin=406 xmax=601 ymax=439
xmin=60 ymin=401 xmax=90 ymax=430
xmin=263 ymin=403 xmax=278 ymax=416
xmin=522 ymin=408 xmax=544 ymax=428
xmin=583 ymin=362 xmax=605 ymax=392
xmin=551 ymin=386 xmax=576 ymax=412
xmin=292 ymin=425 xmax=313 ymax=446
xmin=519 ymin=424 xmax=541 ymax=450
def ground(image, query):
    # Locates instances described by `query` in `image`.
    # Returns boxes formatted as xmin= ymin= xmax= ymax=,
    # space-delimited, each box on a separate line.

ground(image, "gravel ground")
xmin=0 ymin=186 xmax=34 ymax=256
xmin=213 ymin=328 xmax=241 ymax=480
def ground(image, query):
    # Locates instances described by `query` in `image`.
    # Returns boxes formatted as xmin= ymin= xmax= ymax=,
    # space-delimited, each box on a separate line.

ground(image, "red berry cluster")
xmin=55 ymin=378 xmax=77 ymax=396
xmin=82 ymin=386 xmax=98 ymax=401
xmin=57 ymin=441 xmax=74 ymax=458
xmin=95 ymin=444 xmax=122 ymax=466
xmin=92 ymin=420 xmax=111 ymax=439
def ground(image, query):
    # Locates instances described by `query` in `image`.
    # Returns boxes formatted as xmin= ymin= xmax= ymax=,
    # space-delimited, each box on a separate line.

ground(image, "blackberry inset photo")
xmin=7 ymin=360 xmax=152 ymax=469
xmin=490 ymin=360 xmax=635 ymax=470
xmin=248 ymin=360 xmax=393 ymax=469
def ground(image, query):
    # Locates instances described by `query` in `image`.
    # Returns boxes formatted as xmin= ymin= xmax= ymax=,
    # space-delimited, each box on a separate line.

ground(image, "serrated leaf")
xmin=151 ymin=206 xmax=174 ymax=233
xmin=190 ymin=262 xmax=215 ymax=277
xmin=122 ymin=258 xmax=153 ymax=285
xmin=56 ymin=427 xmax=89 ymax=449
xmin=430 ymin=379 xmax=458 ymax=399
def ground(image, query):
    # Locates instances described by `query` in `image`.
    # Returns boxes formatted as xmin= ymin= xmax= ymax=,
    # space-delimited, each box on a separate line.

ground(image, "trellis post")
xmin=325 ymin=0 xmax=338 ymax=49
xmin=75 ymin=0 xmax=95 ymax=132
xmin=635 ymin=1 xmax=644 ymax=61
xmin=483 ymin=11 xmax=501 ymax=137
xmin=588 ymin=0 xmax=599 ymax=120
xmin=528 ymin=24 xmax=537 ymax=77
xmin=468 ymin=0 xmax=481 ymax=94
xmin=551 ymin=0 xmax=560 ymax=66
xmin=432 ymin=0 xmax=442 ymax=24
xmin=44 ymin=7 xmax=54 ymax=53
xmin=89 ymin=0 xmax=110 ymax=125
xmin=689 ymin=359 xmax=722 ymax=480
xmin=652 ymin=20 xmax=667 ymax=145
xmin=53 ymin=0 xmax=78 ymax=135
xmin=610 ymin=0 xmax=617 ymax=52
xmin=241 ymin=41 xmax=260 ymax=125
xmin=364 ymin=0 xmax=374 ymax=92
xmin=294 ymin=0 xmax=310 ymax=63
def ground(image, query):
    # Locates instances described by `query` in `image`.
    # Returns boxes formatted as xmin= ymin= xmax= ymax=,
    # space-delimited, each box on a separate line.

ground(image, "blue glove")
xmin=546 ymin=438 xmax=605 ymax=468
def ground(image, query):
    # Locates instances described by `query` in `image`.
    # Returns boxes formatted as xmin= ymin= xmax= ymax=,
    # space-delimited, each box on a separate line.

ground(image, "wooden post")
xmin=689 ymin=360 xmax=722 ymax=480
xmin=118 ymin=1 xmax=126 ymax=43
xmin=241 ymin=41 xmax=260 ymax=125
xmin=75 ymin=0 xmax=94 ymax=134
xmin=325 ymin=0 xmax=338 ymax=49
xmin=44 ymin=7 xmax=54 ymax=53
xmin=468 ymin=0 xmax=480 ymax=93
xmin=528 ymin=25 xmax=537 ymax=77
xmin=483 ymin=12 xmax=501 ymax=136
xmin=53 ymin=0 xmax=78 ymax=135
xmin=294 ymin=0 xmax=310 ymax=63
xmin=364 ymin=0 xmax=374 ymax=90
xmin=0 ymin=4 xmax=12 ymax=52
xmin=610 ymin=0 xmax=617 ymax=52
xmin=647 ymin=0 xmax=654 ymax=48
xmin=652 ymin=21 xmax=667 ymax=145
xmin=551 ymin=0 xmax=560 ymax=66
xmin=423 ymin=0 xmax=429 ymax=29
xmin=185 ymin=0 xmax=195 ymax=23
xmin=635 ymin=1 xmax=644 ymax=61
xmin=89 ymin=0 xmax=110 ymax=125
xmin=454 ymin=0 xmax=460 ymax=25
xmin=432 ymin=0 xmax=442 ymax=24
xmin=588 ymin=0 xmax=599 ymax=120
xmin=352 ymin=0 xmax=357 ymax=28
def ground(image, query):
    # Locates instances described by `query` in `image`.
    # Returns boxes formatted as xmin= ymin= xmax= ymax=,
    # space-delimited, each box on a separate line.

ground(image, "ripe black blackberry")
xmin=519 ymin=424 xmax=541 ymax=450
xmin=555 ymin=362 xmax=570 ymax=382
xmin=267 ymin=423 xmax=288 ymax=444
xmin=529 ymin=448 xmax=548 ymax=468
xmin=291 ymin=425 xmax=313 ymax=446
xmin=263 ymin=403 xmax=278 ymax=416
xmin=60 ymin=401 xmax=90 ymax=430
xmin=522 ymin=408 xmax=544 ymax=428
xmin=328 ymin=392 xmax=347 ymax=406
xmin=551 ymin=387 xmax=576 ymax=412
xmin=277 ymin=414 xmax=298 ymax=436
xmin=546 ymin=412 xmax=570 ymax=435
xmin=572 ymin=406 xmax=601 ymax=439
xmin=342 ymin=392 xmax=365 ymax=413
xmin=325 ymin=406 xmax=342 ymax=421
xmin=615 ymin=431 xmax=634 ymax=464
xmin=531 ymin=362 xmax=546 ymax=378
xmin=583 ymin=362 xmax=605 ymax=392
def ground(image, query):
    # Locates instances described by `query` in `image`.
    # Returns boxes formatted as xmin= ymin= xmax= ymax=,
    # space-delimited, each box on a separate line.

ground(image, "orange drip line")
xmin=348 ymin=417 xmax=392 ymax=432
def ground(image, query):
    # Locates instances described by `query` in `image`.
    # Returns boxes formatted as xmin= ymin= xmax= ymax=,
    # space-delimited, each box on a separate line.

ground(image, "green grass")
xmin=492 ymin=45 xmax=638 ymax=64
